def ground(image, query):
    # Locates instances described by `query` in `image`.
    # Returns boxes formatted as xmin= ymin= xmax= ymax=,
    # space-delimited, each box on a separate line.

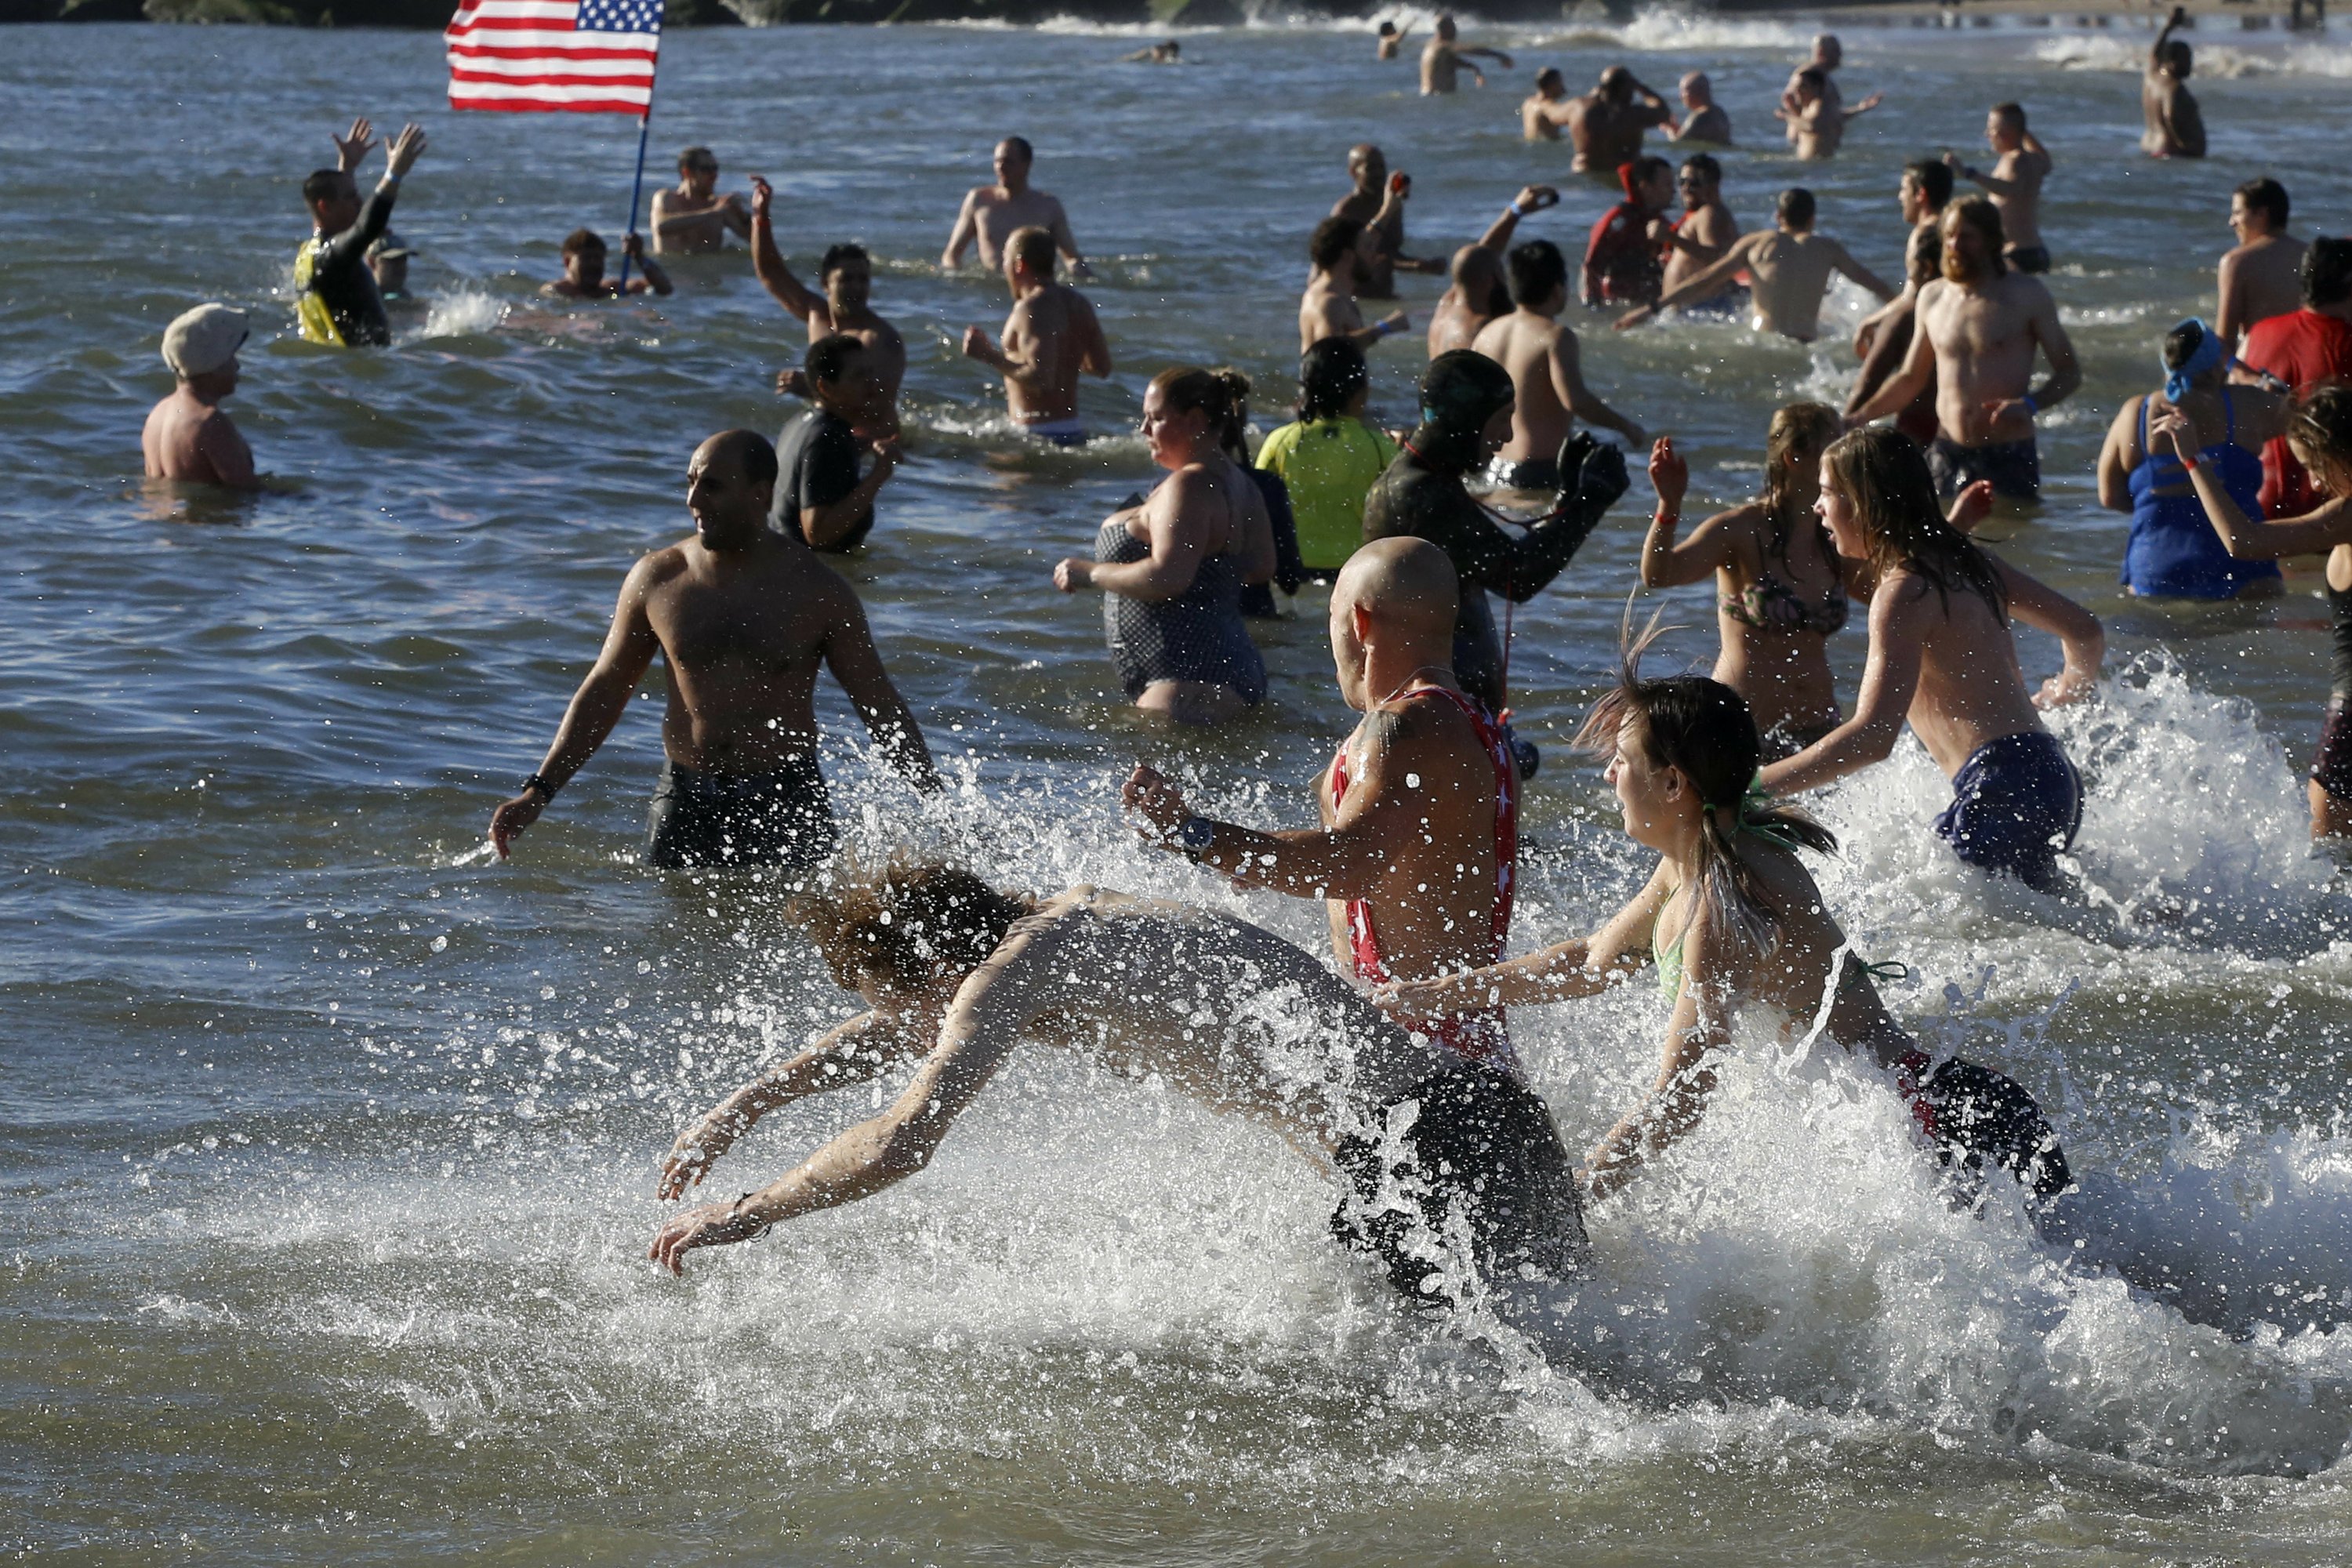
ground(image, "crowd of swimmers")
xmin=132 ymin=20 xmax=2352 ymax=1305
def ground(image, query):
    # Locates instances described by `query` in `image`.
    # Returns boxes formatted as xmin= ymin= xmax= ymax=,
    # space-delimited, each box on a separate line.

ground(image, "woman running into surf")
xmin=2152 ymin=385 xmax=2352 ymax=838
xmin=1755 ymin=427 xmax=2102 ymax=895
xmin=1383 ymin=647 xmax=2070 ymax=1206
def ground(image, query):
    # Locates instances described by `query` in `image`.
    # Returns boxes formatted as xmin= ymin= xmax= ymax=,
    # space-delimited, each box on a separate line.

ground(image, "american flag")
xmin=445 ymin=0 xmax=664 ymax=116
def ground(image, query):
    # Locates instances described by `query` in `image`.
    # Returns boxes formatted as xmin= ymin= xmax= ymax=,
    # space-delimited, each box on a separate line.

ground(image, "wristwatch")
xmin=522 ymin=772 xmax=560 ymax=801
xmin=1174 ymin=815 xmax=1218 ymax=858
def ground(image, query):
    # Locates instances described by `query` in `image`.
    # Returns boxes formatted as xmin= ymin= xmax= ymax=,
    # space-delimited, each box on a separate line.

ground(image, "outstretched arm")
xmin=1476 ymin=186 xmax=1557 ymax=251
xmin=650 ymin=918 xmax=1066 ymax=1274
xmin=489 ymin=557 xmax=662 ymax=857
xmin=1830 ymin=239 xmax=1898 ymax=303
xmin=2153 ymin=3 xmax=2184 ymax=66
xmin=1617 ymin=238 xmax=1754 ymax=329
xmin=1381 ymin=862 xmax=1668 ymax=1014
xmin=821 ymin=578 xmax=942 ymax=791
xmin=655 ymin=1011 xmax=931 ymax=1198
xmin=1847 ymin=288 xmax=1939 ymax=423
xmin=1756 ymin=576 xmax=1929 ymax=798
xmin=747 ymin=176 xmax=821 ymax=321
xmin=1555 ymin=331 xmax=1647 ymax=446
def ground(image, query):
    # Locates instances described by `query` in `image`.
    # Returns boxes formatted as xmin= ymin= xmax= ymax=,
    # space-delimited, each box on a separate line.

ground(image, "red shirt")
xmin=2239 ymin=307 xmax=2352 ymax=516
xmin=1584 ymin=201 xmax=1663 ymax=307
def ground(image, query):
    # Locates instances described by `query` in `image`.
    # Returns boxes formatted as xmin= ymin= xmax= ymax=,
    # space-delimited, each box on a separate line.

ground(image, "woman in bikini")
xmin=1054 ymin=366 xmax=1276 ymax=726
xmin=2154 ymin=386 xmax=2352 ymax=838
xmin=1641 ymin=405 xmax=1994 ymax=760
xmin=1382 ymin=648 xmax=2069 ymax=1206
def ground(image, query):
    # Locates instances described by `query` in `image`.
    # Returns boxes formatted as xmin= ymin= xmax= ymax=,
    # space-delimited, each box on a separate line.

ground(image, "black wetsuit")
xmin=1362 ymin=437 xmax=1628 ymax=713
xmin=1238 ymin=466 xmax=1308 ymax=617
xmin=301 ymin=185 xmax=399 ymax=348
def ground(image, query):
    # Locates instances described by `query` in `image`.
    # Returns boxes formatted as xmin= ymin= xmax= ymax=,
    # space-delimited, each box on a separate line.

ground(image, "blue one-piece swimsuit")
xmin=2121 ymin=392 xmax=2281 ymax=600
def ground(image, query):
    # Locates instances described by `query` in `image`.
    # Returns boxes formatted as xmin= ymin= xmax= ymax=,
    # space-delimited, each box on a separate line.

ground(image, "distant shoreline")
xmin=2 ymin=0 xmax=2330 ymax=31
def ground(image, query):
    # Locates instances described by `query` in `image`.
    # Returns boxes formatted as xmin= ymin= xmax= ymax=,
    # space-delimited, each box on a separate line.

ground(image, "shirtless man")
xmin=1376 ymin=20 xmax=1408 ymax=60
xmin=1947 ymin=103 xmax=2053 ymax=274
xmin=1330 ymin=145 xmax=1445 ymax=300
xmin=960 ymin=226 xmax=1112 ymax=446
xmin=1522 ymin=68 xmax=1575 ymax=141
xmin=1656 ymin=154 xmax=1739 ymax=306
xmin=143 ymin=303 xmax=259 ymax=492
xmin=647 ymin=864 xmax=1588 ymax=1301
xmin=1618 ymin=188 xmax=1894 ymax=344
xmin=1363 ymin=355 xmax=1630 ymax=724
xmin=1779 ymin=34 xmax=1849 ymax=145
xmin=488 ymin=430 xmax=937 ymax=872
xmin=1780 ymin=64 xmax=1881 ymax=162
xmin=1668 ymin=71 xmax=1730 ymax=146
xmin=1123 ymin=539 xmax=1537 ymax=1076
xmin=2143 ymin=6 xmax=2207 ymax=160
xmin=942 ymin=137 xmax=1089 ymax=278
xmin=1420 ymin=14 xmax=1512 ymax=95
xmin=1426 ymin=187 xmax=1558 ymax=356
xmin=1849 ymin=162 xmax=1951 ymax=448
xmin=1847 ymin=197 xmax=2082 ymax=503
xmin=2216 ymin=176 xmax=2307 ymax=351
xmin=1479 ymin=240 xmax=1649 ymax=486
xmin=1301 ymin=217 xmax=1410 ymax=354
xmin=1565 ymin=66 xmax=1674 ymax=176
xmin=648 ymin=147 xmax=748 ymax=256
xmin=542 ymin=228 xmax=673 ymax=298
xmin=749 ymin=176 xmax=905 ymax=435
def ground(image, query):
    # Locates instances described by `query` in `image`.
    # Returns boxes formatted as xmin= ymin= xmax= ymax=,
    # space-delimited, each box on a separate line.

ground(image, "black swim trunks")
xmin=1487 ymin=456 xmax=1559 ymax=491
xmin=643 ymin=757 xmax=835 ymax=873
xmin=2005 ymin=245 xmax=2053 ymax=276
xmin=1929 ymin=435 xmax=2041 ymax=503
xmin=2314 ymin=700 xmax=2352 ymax=803
xmin=1916 ymin=1057 xmax=2072 ymax=1204
xmin=1330 ymin=1058 xmax=1589 ymax=1303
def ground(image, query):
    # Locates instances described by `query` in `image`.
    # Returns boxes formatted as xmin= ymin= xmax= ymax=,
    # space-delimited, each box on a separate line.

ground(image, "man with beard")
xmin=1847 ymin=197 xmax=2080 ymax=503
xmin=750 ymin=177 xmax=906 ymax=439
xmin=1654 ymin=154 xmax=1740 ymax=311
xmin=1360 ymin=351 xmax=1630 ymax=737
xmin=1425 ymin=185 xmax=1559 ymax=356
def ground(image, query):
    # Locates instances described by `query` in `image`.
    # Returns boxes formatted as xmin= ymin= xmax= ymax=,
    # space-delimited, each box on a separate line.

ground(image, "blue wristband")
xmin=2021 ymin=394 xmax=2039 ymax=415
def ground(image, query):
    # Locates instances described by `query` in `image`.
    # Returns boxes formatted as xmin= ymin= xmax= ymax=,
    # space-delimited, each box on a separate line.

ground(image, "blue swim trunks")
xmin=1933 ymin=731 xmax=2082 ymax=894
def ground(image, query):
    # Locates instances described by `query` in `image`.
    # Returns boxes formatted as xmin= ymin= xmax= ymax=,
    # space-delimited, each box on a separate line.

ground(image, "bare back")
xmin=141 ymin=390 xmax=252 ymax=489
xmin=2220 ymin=234 xmax=2308 ymax=344
xmin=1001 ymin=281 xmax=1095 ymax=423
xmin=1299 ymin=271 xmax=1366 ymax=353
xmin=1568 ymin=96 xmax=1662 ymax=174
xmin=1472 ymin=308 xmax=1573 ymax=463
xmin=1875 ymin=567 xmax=2047 ymax=777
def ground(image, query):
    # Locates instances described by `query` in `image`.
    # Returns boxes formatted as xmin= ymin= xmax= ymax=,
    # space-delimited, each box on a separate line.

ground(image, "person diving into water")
xmin=648 ymin=863 xmax=1590 ymax=1302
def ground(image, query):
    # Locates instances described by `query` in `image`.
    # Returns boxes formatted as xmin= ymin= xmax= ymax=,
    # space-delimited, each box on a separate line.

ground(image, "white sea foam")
xmin=411 ymin=289 xmax=509 ymax=342
xmin=2033 ymin=33 xmax=2352 ymax=81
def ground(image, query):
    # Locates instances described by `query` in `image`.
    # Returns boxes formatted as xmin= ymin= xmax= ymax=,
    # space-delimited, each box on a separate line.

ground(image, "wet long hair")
xmin=1759 ymin=401 xmax=1841 ymax=568
xmin=2287 ymin=383 xmax=2352 ymax=499
xmin=791 ymin=858 xmax=1036 ymax=997
xmin=1822 ymin=427 xmax=2008 ymax=622
xmin=1153 ymin=365 xmax=1250 ymax=458
xmin=1297 ymin=336 xmax=1369 ymax=424
xmin=1575 ymin=614 xmax=1837 ymax=964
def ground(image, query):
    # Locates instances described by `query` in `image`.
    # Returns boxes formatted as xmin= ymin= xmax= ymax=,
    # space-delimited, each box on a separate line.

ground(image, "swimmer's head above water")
xmin=1820 ymin=427 xmax=2005 ymax=617
xmin=1410 ymin=350 xmax=1515 ymax=474
xmin=1327 ymin=536 xmax=1459 ymax=712
xmin=685 ymin=429 xmax=779 ymax=551
xmin=793 ymin=859 xmax=1036 ymax=1005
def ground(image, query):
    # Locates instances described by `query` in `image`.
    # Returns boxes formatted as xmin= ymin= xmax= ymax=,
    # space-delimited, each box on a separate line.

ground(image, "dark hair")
xmin=1151 ymin=365 xmax=1249 ymax=449
xmin=1600 ymin=64 xmax=1634 ymax=100
xmin=1310 ymin=216 xmax=1363 ymax=274
xmin=999 ymin=135 xmax=1035 ymax=163
xmin=1298 ymin=336 xmax=1370 ymax=423
xmin=1991 ymin=101 xmax=2027 ymax=131
xmin=1760 ymin=401 xmax=1842 ymax=565
xmin=1507 ymin=238 xmax=1568 ymax=308
xmin=302 ymin=169 xmax=350 ymax=206
xmin=1209 ymin=365 xmax=1252 ymax=459
xmin=1943 ymin=196 xmax=2008 ymax=278
xmin=1903 ymin=158 xmax=1954 ymax=212
xmin=805 ymin=332 xmax=866 ymax=387
xmin=2163 ymin=319 xmax=2216 ymax=379
xmin=1007 ymin=225 xmax=1057 ymax=277
xmin=1377 ymin=19 xmax=1396 ymax=34
xmin=1823 ymin=428 xmax=2007 ymax=622
xmin=678 ymin=144 xmax=717 ymax=171
xmin=819 ymin=241 xmax=870 ymax=279
xmin=793 ymin=860 xmax=1035 ymax=996
xmin=1777 ymin=187 xmax=1817 ymax=230
xmin=2235 ymin=176 xmax=2289 ymax=230
xmin=1679 ymin=153 xmax=1722 ymax=188
xmin=1537 ymin=66 xmax=1563 ymax=92
xmin=1795 ymin=65 xmax=1826 ymax=92
xmin=1628 ymin=154 xmax=1672 ymax=190
xmin=2288 ymin=384 xmax=2352 ymax=495
xmin=2163 ymin=38 xmax=2193 ymax=76
xmin=1574 ymin=619 xmax=1838 ymax=962
xmin=1904 ymin=223 xmax=1943 ymax=289
xmin=561 ymin=227 xmax=604 ymax=258
xmin=2303 ymin=238 xmax=2352 ymax=310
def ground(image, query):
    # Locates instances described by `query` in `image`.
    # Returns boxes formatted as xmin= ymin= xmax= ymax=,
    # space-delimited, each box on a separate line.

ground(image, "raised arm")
xmin=819 ymin=575 xmax=941 ymax=790
xmin=1992 ymin=555 xmax=2103 ymax=708
xmin=655 ymin=1010 xmax=931 ymax=1199
xmin=747 ymin=176 xmax=821 ymax=321
xmin=1476 ymin=186 xmax=1557 ymax=252
xmin=622 ymin=233 xmax=673 ymax=297
xmin=1445 ymin=435 xmax=1632 ymax=603
xmin=2151 ymin=405 xmax=2352 ymax=558
xmin=1755 ymin=575 xmax=1930 ymax=797
xmin=2152 ymin=3 xmax=2184 ymax=67
xmin=488 ymin=556 xmax=663 ymax=857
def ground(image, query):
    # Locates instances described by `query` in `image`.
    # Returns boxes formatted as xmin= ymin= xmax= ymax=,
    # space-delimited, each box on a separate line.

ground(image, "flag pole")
xmin=615 ymin=107 xmax=652 ymax=291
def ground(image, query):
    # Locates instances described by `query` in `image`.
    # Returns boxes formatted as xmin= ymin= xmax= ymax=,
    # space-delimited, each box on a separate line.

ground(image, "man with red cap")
xmin=1583 ymin=156 xmax=1675 ymax=308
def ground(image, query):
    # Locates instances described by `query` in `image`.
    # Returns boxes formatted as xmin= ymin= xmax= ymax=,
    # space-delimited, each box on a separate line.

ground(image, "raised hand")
xmin=1514 ymin=185 xmax=1559 ymax=212
xmin=2147 ymin=403 xmax=2203 ymax=464
xmin=747 ymin=174 xmax=773 ymax=222
xmin=383 ymin=122 xmax=429 ymax=180
xmin=1648 ymin=435 xmax=1688 ymax=514
xmin=1946 ymin=478 xmax=1995 ymax=534
xmin=331 ymin=116 xmax=378 ymax=173
xmin=622 ymin=230 xmax=646 ymax=261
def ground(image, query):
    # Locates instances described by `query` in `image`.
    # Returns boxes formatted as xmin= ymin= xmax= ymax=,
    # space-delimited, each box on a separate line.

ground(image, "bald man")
xmin=1123 ymin=539 xmax=1532 ymax=1079
xmin=1426 ymin=185 xmax=1558 ymax=357
xmin=489 ymin=430 xmax=939 ymax=872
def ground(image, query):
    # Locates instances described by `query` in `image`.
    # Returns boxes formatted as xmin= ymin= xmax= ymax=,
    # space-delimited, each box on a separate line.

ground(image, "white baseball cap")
xmin=162 ymin=303 xmax=249 ymax=379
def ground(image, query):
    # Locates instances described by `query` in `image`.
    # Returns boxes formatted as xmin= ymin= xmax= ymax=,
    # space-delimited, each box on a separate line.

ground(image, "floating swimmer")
xmin=648 ymin=866 xmax=1589 ymax=1301
xmin=1385 ymin=644 xmax=2071 ymax=1207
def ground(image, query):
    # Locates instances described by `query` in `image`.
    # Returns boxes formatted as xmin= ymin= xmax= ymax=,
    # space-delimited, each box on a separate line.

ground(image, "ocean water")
xmin=7 ymin=10 xmax=2352 ymax=1563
